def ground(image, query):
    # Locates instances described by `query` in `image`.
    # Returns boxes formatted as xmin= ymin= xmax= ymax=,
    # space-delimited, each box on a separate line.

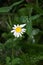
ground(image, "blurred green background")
xmin=0 ymin=0 xmax=43 ymax=65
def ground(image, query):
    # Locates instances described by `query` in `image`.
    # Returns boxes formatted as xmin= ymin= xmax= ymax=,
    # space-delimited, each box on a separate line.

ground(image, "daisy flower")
xmin=11 ymin=24 xmax=26 ymax=37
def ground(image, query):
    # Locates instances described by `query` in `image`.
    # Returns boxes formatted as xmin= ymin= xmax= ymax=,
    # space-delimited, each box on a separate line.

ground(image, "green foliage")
xmin=0 ymin=0 xmax=23 ymax=12
xmin=6 ymin=57 xmax=21 ymax=65
xmin=0 ymin=0 xmax=43 ymax=65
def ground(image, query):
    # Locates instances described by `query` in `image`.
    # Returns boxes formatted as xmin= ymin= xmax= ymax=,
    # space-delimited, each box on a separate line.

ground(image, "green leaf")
xmin=25 ymin=4 xmax=33 ymax=17
xmin=29 ymin=14 xmax=41 ymax=20
xmin=6 ymin=57 xmax=11 ymax=65
xmin=0 ymin=0 xmax=23 ymax=13
xmin=32 ymin=29 xmax=39 ymax=35
xmin=18 ymin=4 xmax=33 ymax=16
xmin=18 ymin=8 xmax=28 ymax=16
xmin=26 ymin=19 xmax=32 ymax=37
xmin=0 ymin=43 xmax=4 ymax=51
xmin=33 ymin=5 xmax=43 ymax=15
xmin=6 ymin=57 xmax=10 ymax=63
xmin=25 ymin=3 xmax=43 ymax=15
xmin=30 ymin=55 xmax=43 ymax=64
xmin=0 ymin=7 xmax=10 ymax=12
xmin=12 ymin=58 xmax=21 ymax=65
xmin=20 ymin=16 xmax=28 ymax=23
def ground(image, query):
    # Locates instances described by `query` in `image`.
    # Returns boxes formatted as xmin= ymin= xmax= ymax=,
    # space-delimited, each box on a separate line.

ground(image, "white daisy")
xmin=11 ymin=24 xmax=26 ymax=37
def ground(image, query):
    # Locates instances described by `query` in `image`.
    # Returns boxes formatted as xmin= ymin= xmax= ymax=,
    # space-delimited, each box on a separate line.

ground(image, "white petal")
xmin=16 ymin=33 xmax=20 ymax=37
xmin=12 ymin=27 xmax=15 ymax=29
xmin=20 ymin=32 xmax=23 ymax=34
xmin=13 ymin=32 xmax=17 ymax=37
xmin=22 ymin=28 xmax=26 ymax=32
xmin=11 ymin=30 xmax=15 ymax=33
xmin=17 ymin=24 xmax=19 ymax=27
xmin=13 ymin=32 xmax=20 ymax=38
xmin=11 ymin=24 xmax=26 ymax=37
xmin=20 ymin=24 xmax=26 ymax=28
xmin=19 ymin=33 xmax=22 ymax=37
xmin=12 ymin=25 xmax=17 ymax=29
xmin=14 ymin=25 xmax=16 ymax=27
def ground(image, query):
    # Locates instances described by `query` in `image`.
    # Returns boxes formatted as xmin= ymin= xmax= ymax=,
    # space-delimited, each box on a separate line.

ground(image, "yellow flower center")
xmin=15 ymin=27 xmax=22 ymax=32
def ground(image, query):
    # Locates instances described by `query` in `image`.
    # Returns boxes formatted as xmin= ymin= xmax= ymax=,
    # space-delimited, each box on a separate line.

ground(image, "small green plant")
xmin=0 ymin=0 xmax=43 ymax=65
